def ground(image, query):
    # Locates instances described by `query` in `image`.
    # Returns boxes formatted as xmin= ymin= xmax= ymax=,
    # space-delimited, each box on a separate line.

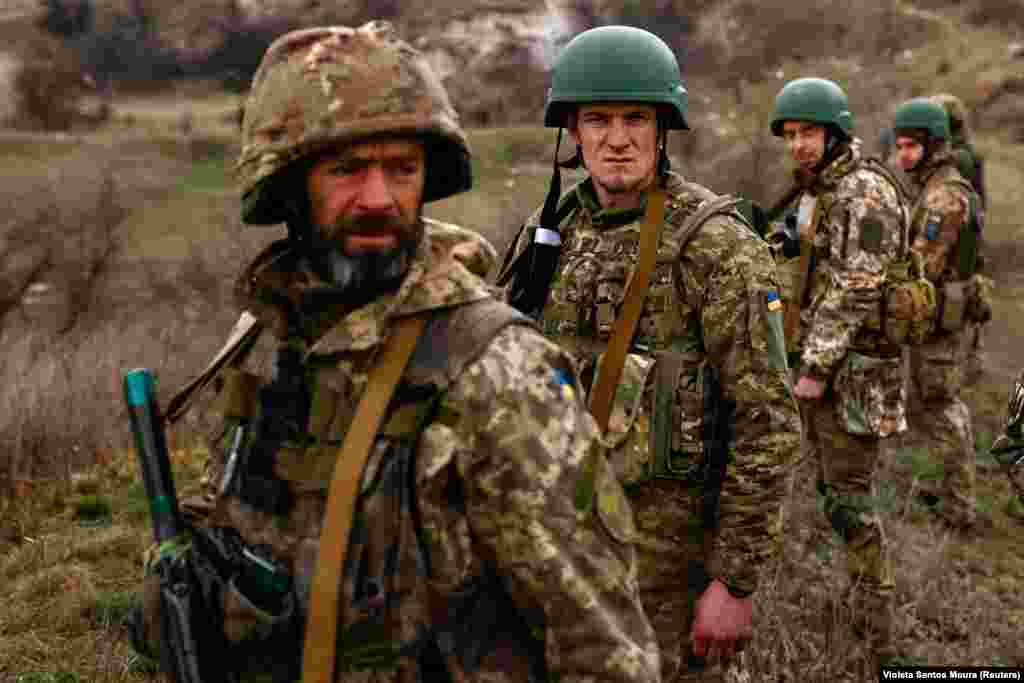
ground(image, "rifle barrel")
xmin=124 ymin=368 xmax=183 ymax=544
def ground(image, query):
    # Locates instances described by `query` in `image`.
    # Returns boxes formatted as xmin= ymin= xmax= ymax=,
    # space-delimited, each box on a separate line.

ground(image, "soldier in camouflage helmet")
xmin=930 ymin=93 xmax=990 ymax=384
xmin=130 ymin=22 xmax=660 ymax=683
xmin=498 ymin=25 xmax=801 ymax=682
xmin=893 ymin=97 xmax=985 ymax=532
xmin=991 ymin=369 xmax=1024 ymax=521
xmin=769 ymin=77 xmax=909 ymax=662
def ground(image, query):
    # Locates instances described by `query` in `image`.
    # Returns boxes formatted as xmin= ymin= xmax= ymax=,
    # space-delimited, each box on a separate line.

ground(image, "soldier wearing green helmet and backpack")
xmin=767 ymin=77 xmax=916 ymax=665
xmin=128 ymin=21 xmax=661 ymax=683
xmin=497 ymin=25 xmax=800 ymax=682
xmin=892 ymin=96 xmax=990 ymax=532
xmin=930 ymin=93 xmax=991 ymax=385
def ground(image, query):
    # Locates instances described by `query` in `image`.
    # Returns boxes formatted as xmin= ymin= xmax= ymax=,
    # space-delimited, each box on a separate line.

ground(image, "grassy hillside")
xmin=1 ymin=1 xmax=1023 ymax=680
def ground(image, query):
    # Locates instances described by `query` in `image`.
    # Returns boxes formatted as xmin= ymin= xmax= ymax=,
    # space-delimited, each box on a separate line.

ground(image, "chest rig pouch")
xmin=592 ymin=196 xmax=743 ymax=500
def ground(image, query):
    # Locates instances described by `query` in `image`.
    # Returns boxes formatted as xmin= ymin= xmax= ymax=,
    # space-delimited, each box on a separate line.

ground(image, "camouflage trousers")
xmin=909 ymin=331 xmax=977 ymax=529
xmin=802 ymin=396 xmax=895 ymax=650
xmin=628 ymin=479 xmax=725 ymax=683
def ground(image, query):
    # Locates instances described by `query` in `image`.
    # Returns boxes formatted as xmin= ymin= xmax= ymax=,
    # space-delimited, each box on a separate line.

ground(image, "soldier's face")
xmin=306 ymin=138 xmax=426 ymax=255
xmin=894 ymin=135 xmax=925 ymax=171
xmin=570 ymin=103 xmax=659 ymax=198
xmin=781 ymin=121 xmax=827 ymax=172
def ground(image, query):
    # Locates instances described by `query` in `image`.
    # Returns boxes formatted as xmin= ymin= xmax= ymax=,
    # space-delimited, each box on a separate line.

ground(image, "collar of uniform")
xmin=909 ymin=144 xmax=954 ymax=189
xmin=309 ymin=221 xmax=494 ymax=355
xmin=575 ymin=172 xmax=690 ymax=227
xmin=804 ymin=137 xmax=862 ymax=193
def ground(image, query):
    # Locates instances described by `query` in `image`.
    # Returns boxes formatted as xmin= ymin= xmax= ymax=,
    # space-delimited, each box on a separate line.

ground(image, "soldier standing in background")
xmin=498 ymin=25 xmax=800 ymax=682
xmin=930 ymin=93 xmax=990 ymax=384
xmin=893 ymin=97 xmax=988 ymax=532
xmin=768 ymin=77 xmax=909 ymax=664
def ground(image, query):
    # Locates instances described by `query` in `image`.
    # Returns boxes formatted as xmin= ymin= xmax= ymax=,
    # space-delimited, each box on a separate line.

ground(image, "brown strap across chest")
xmin=302 ymin=312 xmax=428 ymax=683
xmin=587 ymin=188 xmax=666 ymax=432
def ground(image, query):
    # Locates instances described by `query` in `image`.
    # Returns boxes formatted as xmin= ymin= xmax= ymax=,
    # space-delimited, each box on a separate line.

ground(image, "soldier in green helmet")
xmin=129 ymin=22 xmax=660 ymax=683
xmin=930 ymin=93 xmax=990 ymax=384
xmin=498 ymin=25 xmax=800 ymax=682
xmin=991 ymin=369 xmax=1024 ymax=521
xmin=769 ymin=77 xmax=910 ymax=664
xmin=893 ymin=96 xmax=988 ymax=532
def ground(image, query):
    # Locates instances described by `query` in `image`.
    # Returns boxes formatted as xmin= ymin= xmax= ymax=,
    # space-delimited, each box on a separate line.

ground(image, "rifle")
xmin=123 ymin=368 xmax=227 ymax=683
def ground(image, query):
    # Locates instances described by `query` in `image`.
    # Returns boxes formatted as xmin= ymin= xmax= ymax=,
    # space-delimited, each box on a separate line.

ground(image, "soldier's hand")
xmin=690 ymin=579 xmax=753 ymax=661
xmin=794 ymin=375 xmax=826 ymax=401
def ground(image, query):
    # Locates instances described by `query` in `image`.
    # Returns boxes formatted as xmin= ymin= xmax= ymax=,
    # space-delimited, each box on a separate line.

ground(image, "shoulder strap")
xmin=303 ymin=312 xmax=429 ymax=683
xmin=861 ymin=156 xmax=911 ymax=206
xmin=588 ymin=188 xmax=667 ymax=432
xmin=405 ymin=297 xmax=536 ymax=389
xmin=674 ymin=195 xmax=747 ymax=258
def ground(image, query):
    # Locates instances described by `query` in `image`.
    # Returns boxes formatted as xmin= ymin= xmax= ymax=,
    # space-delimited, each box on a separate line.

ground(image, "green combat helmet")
xmin=992 ymin=372 xmax=1024 ymax=466
xmin=544 ymin=24 xmax=688 ymax=129
xmin=770 ymin=77 xmax=854 ymax=137
xmin=893 ymin=97 xmax=950 ymax=140
xmin=236 ymin=21 xmax=472 ymax=225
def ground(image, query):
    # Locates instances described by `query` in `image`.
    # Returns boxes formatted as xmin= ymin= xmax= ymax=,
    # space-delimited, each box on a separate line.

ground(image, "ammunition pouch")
xmin=937 ymin=279 xmax=968 ymax=333
xmin=597 ymin=347 xmax=730 ymax=518
xmin=880 ymin=253 xmax=937 ymax=345
xmin=965 ymin=273 xmax=994 ymax=324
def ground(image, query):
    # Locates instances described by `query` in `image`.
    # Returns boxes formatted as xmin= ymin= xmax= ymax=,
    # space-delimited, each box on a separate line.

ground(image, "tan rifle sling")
xmin=785 ymin=194 xmax=818 ymax=349
xmin=587 ymin=188 xmax=667 ymax=432
xmin=302 ymin=313 xmax=429 ymax=683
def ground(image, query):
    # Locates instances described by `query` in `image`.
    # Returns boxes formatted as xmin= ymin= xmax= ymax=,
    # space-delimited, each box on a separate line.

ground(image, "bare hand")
xmin=793 ymin=375 xmax=826 ymax=401
xmin=690 ymin=579 xmax=753 ymax=661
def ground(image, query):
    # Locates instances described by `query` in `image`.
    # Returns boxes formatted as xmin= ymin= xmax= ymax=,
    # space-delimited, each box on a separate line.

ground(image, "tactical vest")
xmin=908 ymin=166 xmax=986 ymax=335
xmin=537 ymin=180 xmax=750 ymax=490
xmin=174 ymin=298 xmax=545 ymax=681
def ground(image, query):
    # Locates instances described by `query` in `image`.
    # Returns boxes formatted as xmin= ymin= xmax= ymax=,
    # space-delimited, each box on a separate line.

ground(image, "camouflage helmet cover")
xmin=237 ymin=21 xmax=472 ymax=225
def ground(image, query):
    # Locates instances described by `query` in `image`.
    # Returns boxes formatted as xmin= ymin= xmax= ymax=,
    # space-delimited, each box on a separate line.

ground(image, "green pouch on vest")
xmin=883 ymin=256 xmax=937 ymax=345
xmin=939 ymin=279 xmax=968 ymax=333
xmin=213 ymin=368 xmax=262 ymax=421
xmin=647 ymin=351 xmax=705 ymax=483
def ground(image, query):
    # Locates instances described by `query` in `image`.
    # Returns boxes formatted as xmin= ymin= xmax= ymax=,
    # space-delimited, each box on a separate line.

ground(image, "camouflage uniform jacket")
xmin=501 ymin=172 xmax=801 ymax=594
xmin=798 ymin=138 xmax=909 ymax=381
xmin=906 ymin=153 xmax=972 ymax=284
xmin=198 ymin=220 xmax=660 ymax=682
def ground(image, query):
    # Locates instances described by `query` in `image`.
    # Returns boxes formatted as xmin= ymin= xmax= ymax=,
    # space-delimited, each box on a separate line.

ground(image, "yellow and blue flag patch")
xmin=767 ymin=290 xmax=783 ymax=312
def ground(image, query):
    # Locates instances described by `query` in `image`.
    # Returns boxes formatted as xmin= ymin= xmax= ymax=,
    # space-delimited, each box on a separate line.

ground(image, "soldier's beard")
xmin=310 ymin=213 xmax=422 ymax=299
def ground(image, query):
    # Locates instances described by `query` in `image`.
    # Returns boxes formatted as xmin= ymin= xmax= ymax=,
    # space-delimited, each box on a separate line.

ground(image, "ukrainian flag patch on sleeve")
xmin=767 ymin=290 xmax=783 ymax=312
xmin=554 ymin=368 xmax=576 ymax=401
